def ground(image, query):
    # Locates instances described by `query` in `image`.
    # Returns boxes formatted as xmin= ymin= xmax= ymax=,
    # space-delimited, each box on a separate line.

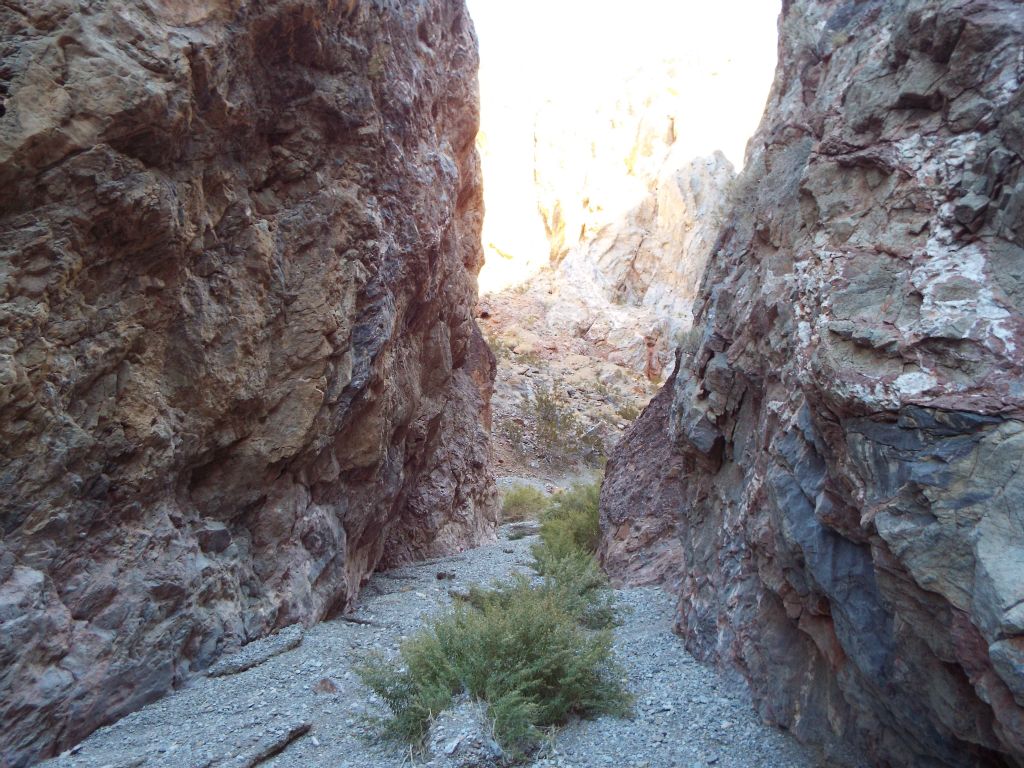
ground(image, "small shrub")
xmin=678 ymin=325 xmax=703 ymax=358
xmin=467 ymin=557 xmax=617 ymax=632
xmin=357 ymin=577 xmax=630 ymax=757
xmin=501 ymin=484 xmax=546 ymax=522
xmin=534 ymin=550 xmax=619 ymax=630
xmin=516 ymin=349 xmax=543 ymax=367
xmin=499 ymin=419 xmax=527 ymax=457
xmin=356 ymin=649 xmax=454 ymax=744
xmin=532 ymin=481 xmax=602 ymax=572
xmin=485 ymin=330 xmax=513 ymax=360
xmin=615 ymin=402 xmax=641 ymax=422
xmin=357 ymin=478 xmax=629 ymax=759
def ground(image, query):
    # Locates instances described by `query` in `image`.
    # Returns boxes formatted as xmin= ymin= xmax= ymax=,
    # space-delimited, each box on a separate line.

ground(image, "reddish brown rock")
xmin=0 ymin=1 xmax=496 ymax=764
xmin=601 ymin=1 xmax=1024 ymax=766
xmin=597 ymin=375 xmax=686 ymax=587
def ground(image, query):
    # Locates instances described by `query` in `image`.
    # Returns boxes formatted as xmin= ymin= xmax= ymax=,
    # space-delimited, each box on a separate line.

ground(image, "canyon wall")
xmin=601 ymin=1 xmax=1024 ymax=766
xmin=0 ymin=0 xmax=496 ymax=764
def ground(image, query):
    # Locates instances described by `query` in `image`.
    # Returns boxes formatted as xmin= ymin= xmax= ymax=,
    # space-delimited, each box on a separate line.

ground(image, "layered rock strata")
xmin=0 ymin=0 xmax=496 ymax=764
xmin=601 ymin=1 xmax=1024 ymax=766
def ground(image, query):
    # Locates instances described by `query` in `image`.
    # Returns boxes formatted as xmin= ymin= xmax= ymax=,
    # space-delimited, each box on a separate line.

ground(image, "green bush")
xmin=357 ymin=577 xmax=630 ymax=756
xmin=532 ymin=481 xmax=602 ymax=573
xmin=499 ymin=419 xmax=527 ymax=457
xmin=465 ymin=555 xmax=617 ymax=632
xmin=533 ymin=550 xmax=619 ymax=630
xmin=615 ymin=402 xmax=641 ymax=422
xmin=357 ymin=476 xmax=628 ymax=759
xmin=484 ymin=330 xmax=513 ymax=360
xmin=500 ymin=484 xmax=546 ymax=522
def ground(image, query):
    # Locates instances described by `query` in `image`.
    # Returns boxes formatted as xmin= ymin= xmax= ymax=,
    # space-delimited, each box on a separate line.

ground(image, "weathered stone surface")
xmin=425 ymin=696 xmax=505 ymax=768
xmin=597 ymin=373 xmax=686 ymax=587
xmin=533 ymin=66 xmax=737 ymax=377
xmin=0 ymin=1 xmax=497 ymax=764
xmin=602 ymin=1 xmax=1024 ymax=766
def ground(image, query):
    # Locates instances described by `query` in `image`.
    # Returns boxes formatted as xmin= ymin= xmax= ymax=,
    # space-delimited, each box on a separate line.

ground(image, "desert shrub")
xmin=357 ymin=577 xmax=630 ymax=756
xmin=500 ymin=484 xmax=546 ymax=522
xmin=516 ymin=349 xmax=543 ymax=367
xmin=533 ymin=550 xmax=618 ymax=630
xmin=358 ymin=478 xmax=629 ymax=758
xmin=356 ymin=649 xmax=454 ymax=744
xmin=533 ymin=385 xmax=574 ymax=445
xmin=499 ymin=419 xmax=527 ymax=457
xmin=484 ymin=330 xmax=513 ymax=360
xmin=531 ymin=481 xmax=602 ymax=572
xmin=677 ymin=324 xmax=703 ymax=358
xmin=467 ymin=556 xmax=617 ymax=632
xmin=615 ymin=402 xmax=641 ymax=422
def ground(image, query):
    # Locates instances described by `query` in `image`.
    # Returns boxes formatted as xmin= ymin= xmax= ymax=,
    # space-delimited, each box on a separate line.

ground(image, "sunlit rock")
xmin=533 ymin=65 xmax=738 ymax=376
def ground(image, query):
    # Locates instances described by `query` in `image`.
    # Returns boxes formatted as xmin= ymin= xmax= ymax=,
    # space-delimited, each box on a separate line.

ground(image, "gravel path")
xmin=42 ymin=526 xmax=822 ymax=768
xmin=531 ymin=585 xmax=817 ymax=768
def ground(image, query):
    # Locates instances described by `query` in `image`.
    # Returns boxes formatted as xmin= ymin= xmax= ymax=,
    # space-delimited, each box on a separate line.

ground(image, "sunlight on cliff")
xmin=469 ymin=0 xmax=781 ymax=294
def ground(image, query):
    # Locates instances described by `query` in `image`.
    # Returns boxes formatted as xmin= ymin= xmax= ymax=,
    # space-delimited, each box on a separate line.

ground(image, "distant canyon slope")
xmin=477 ymin=63 xmax=740 ymax=379
xmin=0 ymin=1 xmax=496 ymax=764
xmin=602 ymin=1 xmax=1024 ymax=766
xmin=533 ymin=68 xmax=737 ymax=376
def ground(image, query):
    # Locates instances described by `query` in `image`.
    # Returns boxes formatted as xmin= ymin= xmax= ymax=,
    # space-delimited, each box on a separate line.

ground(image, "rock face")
xmin=599 ymin=374 xmax=686 ymax=588
xmin=0 ymin=1 xmax=496 ymax=764
xmin=533 ymin=68 xmax=737 ymax=377
xmin=601 ymin=1 xmax=1024 ymax=766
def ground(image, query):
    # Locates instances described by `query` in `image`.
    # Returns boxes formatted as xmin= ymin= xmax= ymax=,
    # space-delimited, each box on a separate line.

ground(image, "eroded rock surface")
xmin=534 ymin=66 xmax=737 ymax=376
xmin=477 ymin=277 xmax=660 ymax=479
xmin=599 ymin=375 xmax=685 ymax=588
xmin=0 ymin=1 xmax=496 ymax=764
xmin=602 ymin=1 xmax=1024 ymax=766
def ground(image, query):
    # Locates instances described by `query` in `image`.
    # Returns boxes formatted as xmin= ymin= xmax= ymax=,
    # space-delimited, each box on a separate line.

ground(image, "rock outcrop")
xmin=598 ymin=374 xmax=686 ymax=588
xmin=0 ymin=1 xmax=496 ymax=764
xmin=533 ymin=66 xmax=737 ymax=376
xmin=601 ymin=1 xmax=1024 ymax=766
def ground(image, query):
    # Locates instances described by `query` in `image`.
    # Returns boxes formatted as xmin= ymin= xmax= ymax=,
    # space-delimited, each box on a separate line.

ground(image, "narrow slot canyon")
xmin=0 ymin=1 xmax=1022 ymax=768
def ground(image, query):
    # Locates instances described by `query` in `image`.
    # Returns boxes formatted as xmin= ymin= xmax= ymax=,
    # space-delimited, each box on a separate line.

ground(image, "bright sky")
xmin=466 ymin=0 xmax=782 ymax=292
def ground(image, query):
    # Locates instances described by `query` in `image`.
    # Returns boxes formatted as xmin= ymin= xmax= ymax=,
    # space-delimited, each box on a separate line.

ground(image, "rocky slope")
xmin=534 ymin=68 xmax=737 ymax=377
xmin=476 ymin=65 xmax=745 ymax=479
xmin=0 ymin=1 xmax=496 ymax=764
xmin=477 ymin=275 xmax=659 ymax=480
xmin=601 ymin=1 xmax=1024 ymax=766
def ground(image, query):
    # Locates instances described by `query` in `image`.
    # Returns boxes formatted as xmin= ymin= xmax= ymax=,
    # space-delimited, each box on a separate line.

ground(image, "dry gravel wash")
xmin=41 ymin=527 xmax=826 ymax=768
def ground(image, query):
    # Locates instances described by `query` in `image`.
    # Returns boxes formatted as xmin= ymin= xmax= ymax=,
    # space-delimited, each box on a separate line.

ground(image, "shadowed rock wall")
xmin=0 ymin=0 xmax=496 ymax=764
xmin=601 ymin=1 xmax=1024 ymax=765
